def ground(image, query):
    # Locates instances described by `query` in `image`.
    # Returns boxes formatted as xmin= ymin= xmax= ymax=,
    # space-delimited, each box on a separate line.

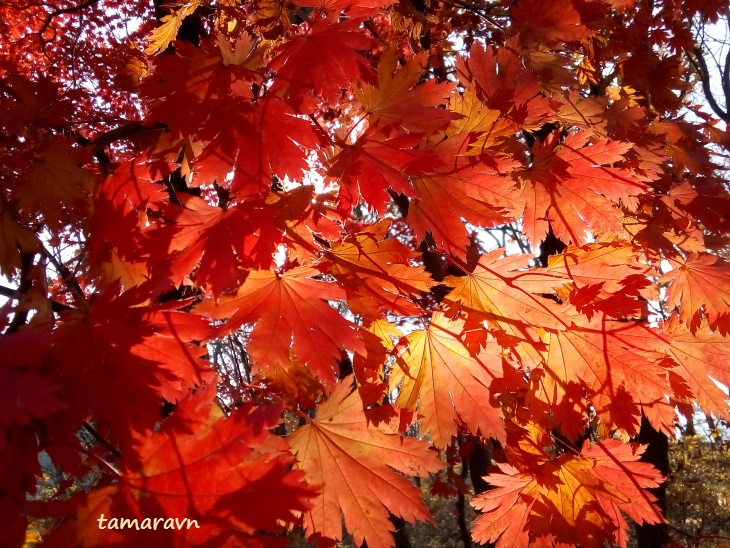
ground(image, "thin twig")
xmin=82 ymin=421 xmax=122 ymax=458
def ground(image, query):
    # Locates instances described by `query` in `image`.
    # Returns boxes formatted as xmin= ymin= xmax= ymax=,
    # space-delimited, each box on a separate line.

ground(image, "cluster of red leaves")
xmin=2 ymin=0 xmax=730 ymax=546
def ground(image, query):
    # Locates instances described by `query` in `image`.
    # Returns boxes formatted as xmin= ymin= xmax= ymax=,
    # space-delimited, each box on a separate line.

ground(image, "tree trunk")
xmin=390 ymin=514 xmax=412 ymax=548
xmin=635 ymin=416 xmax=672 ymax=547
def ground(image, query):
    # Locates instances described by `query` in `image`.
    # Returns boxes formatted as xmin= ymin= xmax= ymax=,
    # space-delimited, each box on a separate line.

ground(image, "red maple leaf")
xmin=325 ymin=130 xmax=429 ymax=214
xmin=269 ymin=15 xmax=374 ymax=105
xmin=193 ymin=96 xmax=318 ymax=196
xmin=43 ymin=288 xmax=215 ymax=454
xmin=511 ymin=0 xmax=593 ymax=47
xmin=41 ymin=385 xmax=314 ymax=547
xmin=198 ymin=266 xmax=363 ymax=387
xmin=164 ymin=195 xmax=279 ymax=294
xmin=408 ymin=136 xmax=519 ymax=254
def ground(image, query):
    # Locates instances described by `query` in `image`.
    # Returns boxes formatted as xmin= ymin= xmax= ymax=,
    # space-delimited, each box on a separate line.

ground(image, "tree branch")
xmin=82 ymin=421 xmax=121 ymax=458
xmin=39 ymin=0 xmax=102 ymax=41
xmin=720 ymin=44 xmax=730 ymax=114
xmin=687 ymin=46 xmax=729 ymax=122
xmin=439 ymin=0 xmax=505 ymax=28
xmin=5 ymin=252 xmax=35 ymax=334
xmin=0 ymin=284 xmax=73 ymax=312
xmin=77 ymin=120 xmax=168 ymax=158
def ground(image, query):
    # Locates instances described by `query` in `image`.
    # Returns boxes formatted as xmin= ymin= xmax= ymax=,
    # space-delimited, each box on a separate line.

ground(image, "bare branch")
xmin=0 ymin=284 xmax=73 ymax=312
xmin=687 ymin=45 xmax=729 ymax=122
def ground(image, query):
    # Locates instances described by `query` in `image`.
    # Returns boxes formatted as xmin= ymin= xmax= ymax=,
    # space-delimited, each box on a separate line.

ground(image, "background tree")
xmin=2 ymin=0 xmax=730 ymax=546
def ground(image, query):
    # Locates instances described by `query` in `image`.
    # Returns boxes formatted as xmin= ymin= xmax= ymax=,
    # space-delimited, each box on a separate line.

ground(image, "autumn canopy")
xmin=2 ymin=0 xmax=730 ymax=546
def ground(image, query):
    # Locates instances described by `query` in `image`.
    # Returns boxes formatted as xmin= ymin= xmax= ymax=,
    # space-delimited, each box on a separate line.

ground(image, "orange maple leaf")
xmin=661 ymin=252 xmax=730 ymax=334
xmin=354 ymin=49 xmax=458 ymax=134
xmin=472 ymin=438 xmax=663 ymax=548
xmin=287 ymin=377 xmax=443 ymax=548
xmin=661 ymin=316 xmax=730 ymax=419
xmin=390 ymin=312 xmax=507 ymax=447
xmin=521 ymin=132 xmax=649 ymax=246
xmin=318 ymin=220 xmax=434 ymax=320
xmin=443 ymin=248 xmax=568 ymax=336
xmin=536 ymin=313 xmax=673 ymax=437
xmin=408 ymin=136 xmax=519 ymax=254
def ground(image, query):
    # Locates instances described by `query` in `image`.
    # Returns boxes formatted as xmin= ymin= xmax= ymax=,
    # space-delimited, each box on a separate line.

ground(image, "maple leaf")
xmin=535 ymin=313 xmax=673 ymax=437
xmin=0 ymin=331 xmax=65 ymax=429
xmin=511 ymin=0 xmax=592 ymax=47
xmin=661 ymin=252 xmax=730 ymax=334
xmin=317 ymin=219 xmax=434 ymax=320
xmin=351 ymin=319 xmax=401 ymax=405
xmin=198 ymin=266 xmax=363 ymax=387
xmin=43 ymin=289 xmax=215 ymax=454
xmin=266 ymin=185 xmax=343 ymax=263
xmin=354 ymin=49 xmax=458 ymax=134
xmin=447 ymin=89 xmax=526 ymax=153
xmin=193 ymin=96 xmax=318 ymax=196
xmin=143 ymin=39 xmax=263 ymax=134
xmin=325 ymin=130 xmax=430 ymax=214
xmin=0 ymin=371 xmax=64 ymax=429
xmin=98 ymin=149 xmax=172 ymax=216
xmin=42 ymin=385 xmax=314 ymax=547
xmin=164 ymin=195 xmax=279 ymax=295
xmin=215 ymin=33 xmax=265 ymax=69
xmin=0 ymin=198 xmax=39 ymax=277
xmin=166 ymin=185 xmax=339 ymax=286
xmin=269 ymin=15 xmax=374 ymax=104
xmin=0 ymin=68 xmax=73 ymax=130
xmin=287 ymin=377 xmax=443 ymax=548
xmin=86 ymin=143 xmax=180 ymax=292
xmin=145 ymin=0 xmax=202 ymax=55
xmin=544 ymin=241 xmax=657 ymax=318
xmin=408 ymin=136 xmax=521 ymax=253
xmin=443 ymin=248 xmax=568 ymax=337
xmin=13 ymin=137 xmax=96 ymax=232
xmin=390 ymin=312 xmax=507 ymax=448
xmin=661 ymin=317 xmax=730 ymax=419
xmin=520 ymin=131 xmax=649 ymax=245
xmin=556 ymin=90 xmax=610 ymax=135
xmin=624 ymin=204 xmax=708 ymax=257
xmin=265 ymin=353 xmax=325 ymax=409
xmin=455 ymin=43 xmax=543 ymax=115
xmin=472 ymin=438 xmax=663 ymax=548
xmin=545 ymin=241 xmax=656 ymax=295
xmin=661 ymin=179 xmax=730 ymax=236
